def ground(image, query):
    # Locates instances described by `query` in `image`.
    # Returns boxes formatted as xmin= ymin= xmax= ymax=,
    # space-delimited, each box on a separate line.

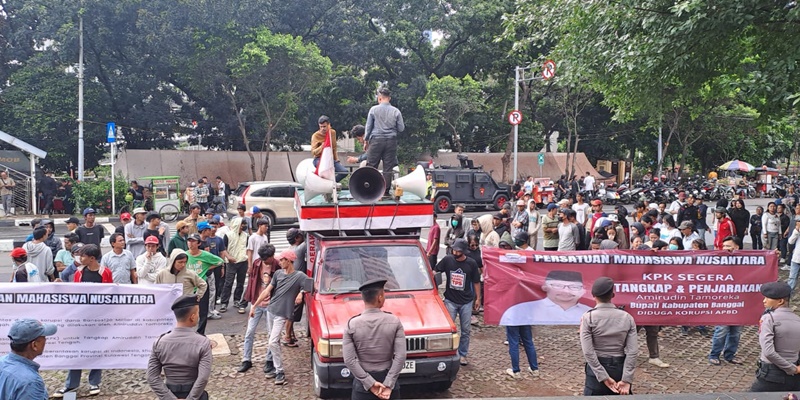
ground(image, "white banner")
xmin=0 ymin=283 xmax=183 ymax=370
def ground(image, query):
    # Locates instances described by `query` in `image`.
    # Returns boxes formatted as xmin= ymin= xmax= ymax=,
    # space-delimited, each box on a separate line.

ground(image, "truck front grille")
xmin=406 ymin=336 xmax=426 ymax=352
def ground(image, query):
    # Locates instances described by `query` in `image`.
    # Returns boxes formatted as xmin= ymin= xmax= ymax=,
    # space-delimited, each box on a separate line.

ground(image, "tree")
xmin=418 ymin=75 xmax=485 ymax=153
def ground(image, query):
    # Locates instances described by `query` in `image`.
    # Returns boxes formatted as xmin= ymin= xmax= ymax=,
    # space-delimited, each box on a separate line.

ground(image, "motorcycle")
xmin=597 ymin=182 xmax=619 ymax=205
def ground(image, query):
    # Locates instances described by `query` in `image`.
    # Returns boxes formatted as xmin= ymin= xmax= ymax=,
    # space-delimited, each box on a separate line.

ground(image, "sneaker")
xmin=264 ymin=361 xmax=275 ymax=375
xmin=470 ymin=315 xmax=479 ymax=325
xmin=216 ymin=298 xmax=221 ymax=305
xmin=459 ymin=357 xmax=468 ymax=366
xmin=208 ymin=311 xmax=222 ymax=320
xmin=648 ymin=358 xmax=670 ymax=368
xmin=528 ymin=367 xmax=540 ymax=377
xmin=505 ymin=368 xmax=520 ymax=378
xmin=219 ymin=304 xmax=227 ymax=313
xmin=237 ymin=361 xmax=252 ymax=373
xmin=274 ymin=372 xmax=286 ymax=385
xmin=52 ymin=388 xmax=78 ymax=398
xmin=503 ymin=340 xmax=509 ymax=345
xmin=781 ymin=265 xmax=791 ymax=271
xmin=89 ymin=384 xmax=101 ymax=395
xmin=238 ymin=306 xmax=246 ymax=314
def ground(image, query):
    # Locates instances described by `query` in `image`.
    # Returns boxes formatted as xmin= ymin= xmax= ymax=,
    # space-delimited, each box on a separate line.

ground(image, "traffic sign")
xmin=538 ymin=153 xmax=545 ymax=165
xmin=542 ymin=60 xmax=556 ymax=80
xmin=508 ymin=110 xmax=523 ymax=126
xmin=106 ymin=122 xmax=116 ymax=143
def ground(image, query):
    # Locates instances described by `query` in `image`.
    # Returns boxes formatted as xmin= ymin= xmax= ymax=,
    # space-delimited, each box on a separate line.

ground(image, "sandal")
xmin=708 ymin=358 xmax=721 ymax=366
xmin=726 ymin=358 xmax=744 ymax=365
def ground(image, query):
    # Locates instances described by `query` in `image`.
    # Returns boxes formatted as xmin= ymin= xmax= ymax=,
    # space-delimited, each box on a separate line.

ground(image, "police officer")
xmin=750 ymin=281 xmax=800 ymax=392
xmin=147 ymin=295 xmax=212 ymax=400
xmin=342 ymin=278 xmax=406 ymax=400
xmin=579 ymin=277 xmax=637 ymax=396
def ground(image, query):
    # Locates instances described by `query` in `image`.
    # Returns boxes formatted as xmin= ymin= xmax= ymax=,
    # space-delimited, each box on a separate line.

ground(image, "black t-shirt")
xmin=76 ymin=224 xmax=105 ymax=247
xmin=435 ymin=255 xmax=480 ymax=305
xmin=80 ymin=268 xmax=103 ymax=283
xmin=465 ymin=248 xmax=483 ymax=270
xmin=14 ymin=266 xmax=28 ymax=282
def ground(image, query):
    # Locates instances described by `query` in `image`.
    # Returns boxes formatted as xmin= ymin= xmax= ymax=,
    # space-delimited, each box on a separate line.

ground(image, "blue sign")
xmin=106 ymin=122 xmax=116 ymax=143
xmin=538 ymin=153 xmax=545 ymax=165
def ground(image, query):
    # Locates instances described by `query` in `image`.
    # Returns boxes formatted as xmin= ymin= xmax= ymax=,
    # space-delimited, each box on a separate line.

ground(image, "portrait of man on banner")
xmin=499 ymin=270 xmax=591 ymax=325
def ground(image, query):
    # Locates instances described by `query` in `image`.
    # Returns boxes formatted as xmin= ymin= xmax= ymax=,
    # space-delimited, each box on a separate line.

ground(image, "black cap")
xmin=66 ymin=216 xmax=80 ymax=224
xmin=187 ymin=233 xmax=202 ymax=242
xmin=592 ymin=277 xmax=615 ymax=297
xmin=493 ymin=212 xmax=505 ymax=220
xmin=452 ymin=238 xmax=468 ymax=252
xmin=358 ymin=278 xmax=387 ymax=292
xmin=545 ymin=270 xmax=583 ymax=282
xmin=171 ymin=295 xmax=199 ymax=311
xmin=145 ymin=212 xmax=161 ymax=222
xmin=286 ymin=228 xmax=301 ymax=241
xmin=761 ymin=281 xmax=792 ymax=300
xmin=237 ymin=203 xmax=246 ymax=210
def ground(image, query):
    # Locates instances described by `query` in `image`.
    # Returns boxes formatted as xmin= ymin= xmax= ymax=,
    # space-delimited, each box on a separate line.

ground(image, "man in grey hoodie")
xmin=23 ymin=227 xmax=54 ymax=281
xmin=41 ymin=220 xmax=63 ymax=259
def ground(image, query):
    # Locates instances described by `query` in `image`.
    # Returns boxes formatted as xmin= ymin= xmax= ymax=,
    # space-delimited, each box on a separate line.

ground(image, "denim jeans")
xmin=789 ymin=262 xmax=800 ymax=292
xmin=65 ymin=369 xmax=102 ymax=389
xmin=1 ymin=194 xmax=12 ymax=215
xmin=243 ymin=305 xmax=273 ymax=363
xmin=708 ymin=325 xmax=741 ymax=361
xmin=779 ymin=237 xmax=789 ymax=260
xmin=444 ymin=299 xmax=473 ymax=358
xmin=312 ymin=157 xmax=349 ymax=183
xmin=697 ymin=229 xmax=706 ymax=246
xmin=506 ymin=325 xmax=538 ymax=372
xmin=267 ymin=312 xmax=288 ymax=372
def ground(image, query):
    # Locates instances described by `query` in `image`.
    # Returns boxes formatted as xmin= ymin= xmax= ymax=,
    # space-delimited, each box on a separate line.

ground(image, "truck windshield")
xmin=318 ymin=245 xmax=433 ymax=293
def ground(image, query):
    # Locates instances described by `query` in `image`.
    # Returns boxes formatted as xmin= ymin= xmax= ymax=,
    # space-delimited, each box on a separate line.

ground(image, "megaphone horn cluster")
xmin=393 ymin=166 xmax=428 ymax=200
xmin=350 ymin=167 xmax=386 ymax=204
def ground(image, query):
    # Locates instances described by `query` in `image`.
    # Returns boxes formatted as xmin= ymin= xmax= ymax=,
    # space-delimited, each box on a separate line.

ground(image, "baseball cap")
xmin=66 ymin=216 xmax=80 ymax=224
xmin=10 ymin=247 xmax=26 ymax=258
xmin=278 ymin=249 xmax=297 ymax=261
xmin=7 ymin=318 xmax=57 ymax=345
xmin=120 ymin=212 xmax=132 ymax=221
xmin=187 ymin=233 xmax=202 ymax=242
xmin=590 ymin=199 xmax=603 ymax=206
xmin=546 ymin=203 xmax=558 ymax=211
xmin=251 ymin=206 xmax=261 ymax=214
xmin=678 ymin=221 xmax=694 ymax=230
xmin=516 ymin=199 xmax=525 ymax=206
xmin=607 ymin=214 xmax=619 ymax=223
xmin=145 ymin=236 xmax=160 ymax=245
xmin=197 ymin=222 xmax=211 ymax=231
xmin=211 ymin=215 xmax=222 ymax=224
xmin=146 ymin=212 xmax=161 ymax=222
xmin=70 ymin=242 xmax=85 ymax=254
xmin=176 ymin=221 xmax=188 ymax=231
xmin=82 ymin=207 xmax=96 ymax=216
xmin=286 ymin=228 xmax=301 ymax=242
xmin=451 ymin=238 xmax=468 ymax=252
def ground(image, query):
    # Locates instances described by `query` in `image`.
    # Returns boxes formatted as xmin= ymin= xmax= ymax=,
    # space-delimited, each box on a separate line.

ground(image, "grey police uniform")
xmin=579 ymin=303 xmax=638 ymax=396
xmin=147 ymin=327 xmax=213 ymax=400
xmin=343 ymin=308 xmax=406 ymax=400
xmin=750 ymin=307 xmax=800 ymax=392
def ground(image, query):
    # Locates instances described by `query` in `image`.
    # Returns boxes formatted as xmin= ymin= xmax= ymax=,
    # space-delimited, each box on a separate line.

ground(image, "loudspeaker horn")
xmin=393 ymin=165 xmax=428 ymax=200
xmin=295 ymin=158 xmax=316 ymax=186
xmin=350 ymin=167 xmax=386 ymax=204
xmin=304 ymin=168 xmax=337 ymax=202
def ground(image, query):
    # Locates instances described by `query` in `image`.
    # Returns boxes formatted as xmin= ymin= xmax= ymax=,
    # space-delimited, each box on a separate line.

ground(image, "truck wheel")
xmin=493 ymin=194 xmax=509 ymax=210
xmin=434 ymin=195 xmax=452 ymax=213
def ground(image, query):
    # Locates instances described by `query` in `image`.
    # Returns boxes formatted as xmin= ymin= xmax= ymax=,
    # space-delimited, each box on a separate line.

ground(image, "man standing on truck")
xmin=343 ymin=278 xmax=406 ymax=400
xmin=365 ymin=87 xmax=405 ymax=195
xmin=435 ymin=238 xmax=481 ymax=366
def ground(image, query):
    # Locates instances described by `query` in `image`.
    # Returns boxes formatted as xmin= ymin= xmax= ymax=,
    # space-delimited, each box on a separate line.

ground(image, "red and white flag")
xmin=315 ymin=131 xmax=335 ymax=181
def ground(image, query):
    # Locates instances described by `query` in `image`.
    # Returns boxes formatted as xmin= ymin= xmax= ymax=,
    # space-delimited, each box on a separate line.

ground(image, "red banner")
xmin=483 ymin=249 xmax=778 ymax=326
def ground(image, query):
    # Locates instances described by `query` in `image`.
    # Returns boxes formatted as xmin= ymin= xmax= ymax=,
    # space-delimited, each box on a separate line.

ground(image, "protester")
xmin=142 ymin=212 xmax=168 ymax=255
xmin=168 ymin=221 xmax=189 ymax=254
xmin=76 ymin=208 xmax=104 ymax=247
xmin=135 ymin=236 xmax=167 ymax=285
xmin=22 ymin=227 xmax=53 ymax=281
xmin=155 ymin=249 xmax=207 ymax=298
xmin=708 ymin=236 xmax=744 ymax=366
xmin=714 ymin=208 xmax=736 ymax=251
xmin=58 ymin=243 xmax=84 ymax=283
xmin=124 ymin=207 xmax=148 ymax=258
xmin=186 ymin=233 xmax=224 ymax=335
xmin=10 ymin=248 xmax=41 ymax=283
xmin=787 ymin=216 xmax=800 ymax=293
xmin=250 ymin=249 xmax=309 ymax=385
xmin=763 ymin=202 xmax=781 ymax=251
xmin=750 ymin=206 xmax=764 ymax=250
xmin=101 ymin=233 xmax=138 ymax=284
xmin=41 ymin=219 xmax=62 ymax=259
xmin=239 ymin=244 xmax=279 ymax=374
xmin=444 ymin=213 xmax=465 ymax=255
xmin=365 ymin=86 xmax=404 ymax=193
xmin=0 ymin=318 xmax=58 ymax=400
xmin=220 ymin=217 xmax=249 ymax=314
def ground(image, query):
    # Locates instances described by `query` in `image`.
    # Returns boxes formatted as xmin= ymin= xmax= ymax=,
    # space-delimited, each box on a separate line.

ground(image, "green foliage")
xmin=71 ymin=167 xmax=129 ymax=214
xmin=418 ymin=75 xmax=486 ymax=153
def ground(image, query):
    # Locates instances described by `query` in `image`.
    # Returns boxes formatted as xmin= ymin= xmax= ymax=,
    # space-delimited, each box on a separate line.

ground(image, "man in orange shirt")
xmin=311 ymin=115 xmax=348 ymax=182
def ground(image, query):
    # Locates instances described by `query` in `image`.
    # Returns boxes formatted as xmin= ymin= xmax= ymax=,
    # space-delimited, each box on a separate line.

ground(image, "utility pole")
xmin=77 ymin=13 xmax=85 ymax=181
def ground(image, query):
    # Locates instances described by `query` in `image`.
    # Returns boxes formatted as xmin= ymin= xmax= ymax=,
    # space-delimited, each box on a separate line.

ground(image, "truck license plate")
xmin=400 ymin=360 xmax=415 ymax=374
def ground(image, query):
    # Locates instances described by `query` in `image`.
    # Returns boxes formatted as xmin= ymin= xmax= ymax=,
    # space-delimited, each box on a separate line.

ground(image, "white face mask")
xmin=608 ymin=234 xmax=616 ymax=240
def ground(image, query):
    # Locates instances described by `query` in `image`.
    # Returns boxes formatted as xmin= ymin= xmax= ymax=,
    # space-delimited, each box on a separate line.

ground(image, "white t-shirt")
xmin=247 ymin=232 xmax=270 ymax=261
xmin=572 ymin=203 xmax=590 ymax=225
xmin=584 ymin=176 xmax=595 ymax=191
xmin=523 ymin=181 xmax=534 ymax=194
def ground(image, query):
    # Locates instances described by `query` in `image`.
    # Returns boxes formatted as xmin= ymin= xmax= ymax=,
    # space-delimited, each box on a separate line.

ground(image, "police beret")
xmin=171 ymin=295 xmax=199 ymax=311
xmin=760 ymin=281 xmax=792 ymax=300
xmin=592 ymin=277 xmax=615 ymax=297
xmin=358 ymin=278 xmax=387 ymax=292
xmin=545 ymin=270 xmax=583 ymax=282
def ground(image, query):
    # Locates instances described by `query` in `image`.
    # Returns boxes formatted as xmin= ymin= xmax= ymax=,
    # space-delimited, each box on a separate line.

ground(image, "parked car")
xmin=227 ymin=181 xmax=302 ymax=225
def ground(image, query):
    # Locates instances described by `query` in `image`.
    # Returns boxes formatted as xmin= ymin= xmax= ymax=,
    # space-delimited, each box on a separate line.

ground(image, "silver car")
xmin=227 ymin=181 xmax=301 ymax=225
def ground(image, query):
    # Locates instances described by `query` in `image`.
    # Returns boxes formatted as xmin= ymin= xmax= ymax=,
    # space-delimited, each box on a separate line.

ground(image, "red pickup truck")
xmin=296 ymin=192 xmax=460 ymax=398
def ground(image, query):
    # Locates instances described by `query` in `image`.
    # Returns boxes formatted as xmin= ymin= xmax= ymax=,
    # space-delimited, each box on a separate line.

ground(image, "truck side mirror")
xmin=434 ymin=272 xmax=443 ymax=287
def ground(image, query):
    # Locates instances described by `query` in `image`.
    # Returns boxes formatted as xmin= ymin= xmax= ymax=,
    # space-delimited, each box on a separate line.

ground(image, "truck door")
xmin=473 ymin=173 xmax=492 ymax=200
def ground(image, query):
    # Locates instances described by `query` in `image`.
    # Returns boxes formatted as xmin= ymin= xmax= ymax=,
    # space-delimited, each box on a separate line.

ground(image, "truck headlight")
xmin=317 ymin=338 xmax=343 ymax=358
xmin=426 ymin=333 xmax=460 ymax=351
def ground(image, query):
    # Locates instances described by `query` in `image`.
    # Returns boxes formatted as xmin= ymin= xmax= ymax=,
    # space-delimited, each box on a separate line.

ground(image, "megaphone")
xmin=304 ymin=165 xmax=337 ymax=203
xmin=295 ymin=158 xmax=316 ymax=186
xmin=350 ymin=167 xmax=386 ymax=204
xmin=393 ymin=166 xmax=428 ymax=200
